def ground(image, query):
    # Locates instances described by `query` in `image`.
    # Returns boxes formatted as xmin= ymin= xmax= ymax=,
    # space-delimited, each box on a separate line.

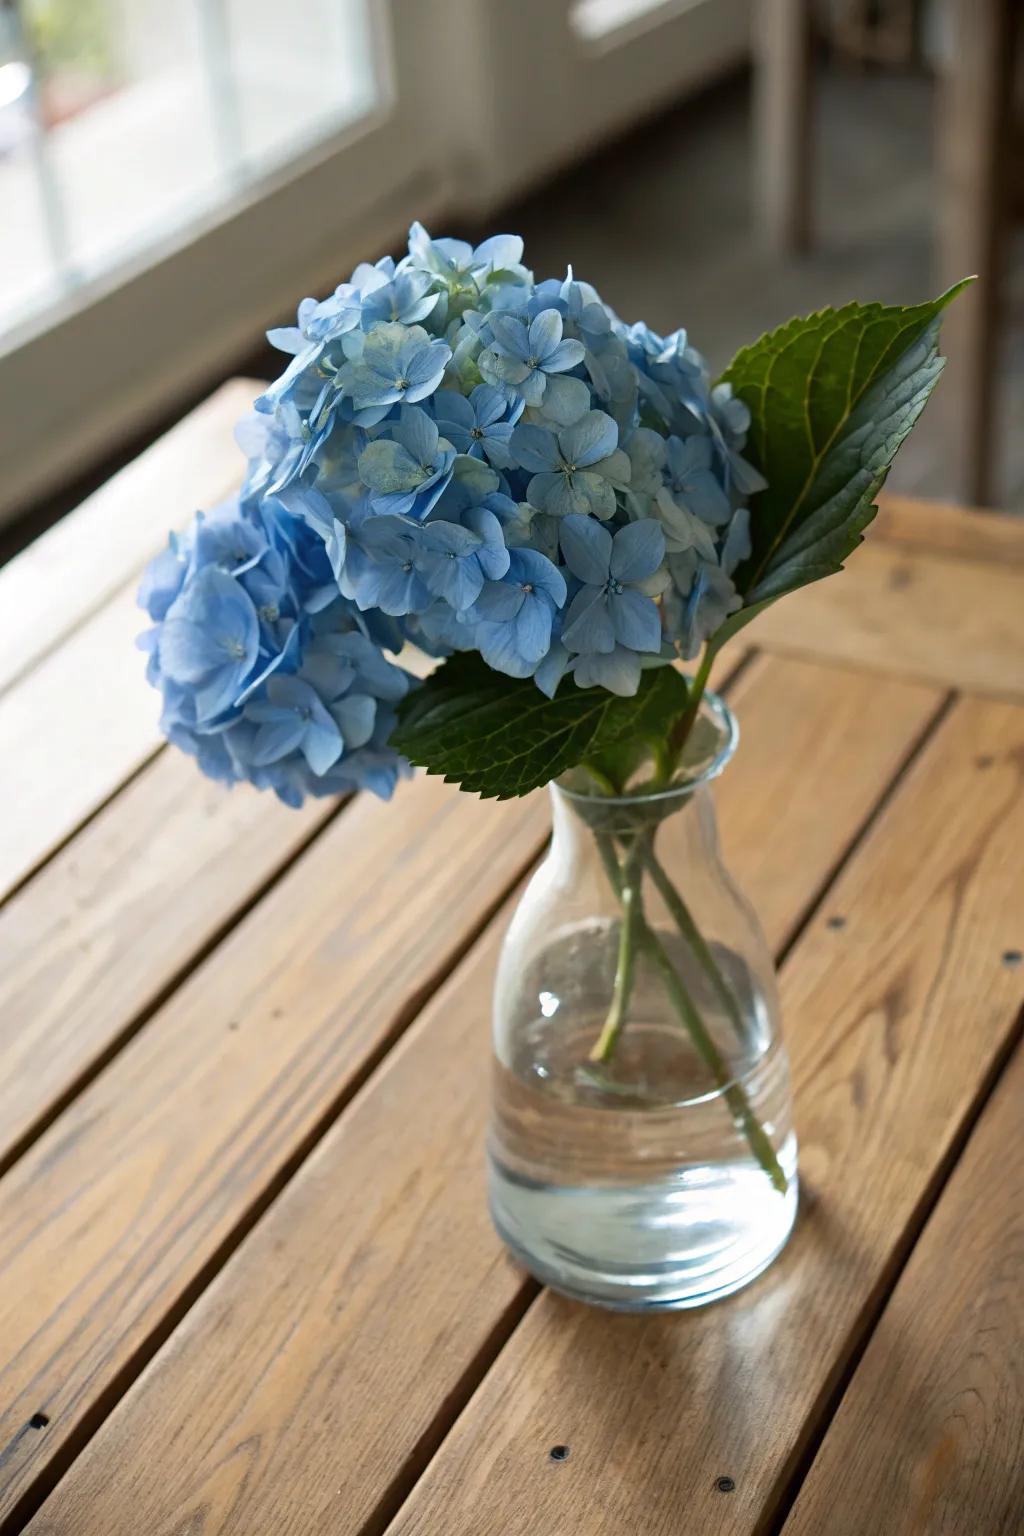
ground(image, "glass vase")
xmin=488 ymin=690 xmax=798 ymax=1310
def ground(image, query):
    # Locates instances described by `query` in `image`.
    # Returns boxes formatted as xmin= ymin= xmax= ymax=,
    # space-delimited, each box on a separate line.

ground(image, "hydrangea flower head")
xmin=140 ymin=223 xmax=765 ymax=805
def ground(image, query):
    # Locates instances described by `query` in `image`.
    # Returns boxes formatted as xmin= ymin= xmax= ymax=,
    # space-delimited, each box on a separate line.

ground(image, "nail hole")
xmin=715 ymin=1475 xmax=735 ymax=1494
xmin=549 ymin=1444 xmax=570 ymax=1462
xmin=1002 ymin=949 xmax=1022 ymax=970
xmin=29 ymin=1413 xmax=49 ymax=1430
xmin=827 ymin=915 xmax=846 ymax=931
xmin=975 ymin=754 xmax=995 ymax=769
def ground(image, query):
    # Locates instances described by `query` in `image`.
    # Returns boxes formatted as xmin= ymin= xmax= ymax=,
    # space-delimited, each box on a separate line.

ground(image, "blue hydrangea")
xmin=139 ymin=485 xmax=415 ymax=808
xmin=140 ymin=223 xmax=767 ymax=805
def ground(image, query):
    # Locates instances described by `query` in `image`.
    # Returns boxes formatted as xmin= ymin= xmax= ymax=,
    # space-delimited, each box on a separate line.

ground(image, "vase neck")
xmin=548 ymin=685 xmax=737 ymax=840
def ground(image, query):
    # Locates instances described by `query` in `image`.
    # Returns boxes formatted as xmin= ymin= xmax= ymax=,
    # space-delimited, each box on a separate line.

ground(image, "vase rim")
xmin=553 ymin=686 xmax=739 ymax=808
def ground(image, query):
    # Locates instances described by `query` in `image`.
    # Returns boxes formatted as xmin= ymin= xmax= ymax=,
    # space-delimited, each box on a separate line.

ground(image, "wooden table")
xmin=2 ymin=381 xmax=1023 ymax=1536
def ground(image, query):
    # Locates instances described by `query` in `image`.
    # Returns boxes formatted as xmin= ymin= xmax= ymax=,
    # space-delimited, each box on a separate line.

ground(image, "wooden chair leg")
xmin=753 ymin=0 xmax=815 ymax=254
xmin=938 ymin=0 xmax=1017 ymax=507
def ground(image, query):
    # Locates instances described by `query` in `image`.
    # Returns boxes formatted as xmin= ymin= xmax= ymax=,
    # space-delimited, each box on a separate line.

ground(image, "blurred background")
xmin=1 ymin=0 xmax=1021 ymax=558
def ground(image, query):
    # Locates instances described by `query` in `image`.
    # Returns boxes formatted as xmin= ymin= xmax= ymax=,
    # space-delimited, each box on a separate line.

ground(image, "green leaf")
xmin=721 ymin=281 xmax=970 ymax=605
xmin=390 ymin=654 xmax=689 ymax=800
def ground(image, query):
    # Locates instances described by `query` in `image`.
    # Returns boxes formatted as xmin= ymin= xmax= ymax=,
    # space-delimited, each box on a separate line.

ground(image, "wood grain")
xmin=0 ymin=585 xmax=162 ymax=898
xmin=368 ymin=696 xmax=1024 ymax=1536
xmin=0 ymin=379 xmax=256 ymax=696
xmin=15 ymin=657 xmax=943 ymax=1536
xmin=873 ymin=493 xmax=1024 ymax=567
xmin=0 ymin=773 xmax=549 ymax=1530
xmin=0 ymin=750 xmax=333 ymax=1172
xmin=782 ymin=1046 xmax=1024 ymax=1536
xmin=716 ymin=656 xmax=940 ymax=953
xmin=751 ymin=541 xmax=1024 ymax=697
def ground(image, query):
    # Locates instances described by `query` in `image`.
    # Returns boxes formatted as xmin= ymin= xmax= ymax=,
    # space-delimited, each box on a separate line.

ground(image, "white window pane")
xmin=5 ymin=0 xmax=380 ymax=332
xmin=226 ymin=0 xmax=377 ymax=170
xmin=20 ymin=0 xmax=224 ymax=274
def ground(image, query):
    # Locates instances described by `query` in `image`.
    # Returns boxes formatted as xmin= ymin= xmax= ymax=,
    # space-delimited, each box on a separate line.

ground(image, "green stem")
xmin=639 ymin=923 xmax=787 ymax=1194
xmin=589 ymin=841 xmax=643 ymax=1063
xmin=668 ymin=640 xmax=716 ymax=767
xmin=642 ymin=842 xmax=751 ymax=1051
xmin=591 ymin=827 xmax=787 ymax=1194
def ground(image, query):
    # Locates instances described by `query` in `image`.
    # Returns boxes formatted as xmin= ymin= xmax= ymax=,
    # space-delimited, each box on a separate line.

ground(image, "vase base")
xmin=489 ymin=1146 xmax=799 ymax=1311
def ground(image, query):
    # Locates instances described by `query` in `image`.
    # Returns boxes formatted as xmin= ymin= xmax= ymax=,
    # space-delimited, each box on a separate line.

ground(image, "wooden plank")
xmin=717 ymin=656 xmax=941 ymax=954
xmin=0 ymin=772 xmax=549 ymax=1531
xmin=13 ymin=658 xmax=943 ymax=1536
xmin=0 ymin=379 xmax=257 ymax=696
xmin=0 ymin=750 xmax=333 ymax=1174
xmin=782 ymin=1047 xmax=1024 ymax=1536
xmin=873 ymin=493 xmax=1024 ymax=566
xmin=0 ymin=585 xmax=161 ymax=898
xmin=751 ymin=541 xmax=1024 ymax=697
xmin=357 ymin=695 xmax=1024 ymax=1536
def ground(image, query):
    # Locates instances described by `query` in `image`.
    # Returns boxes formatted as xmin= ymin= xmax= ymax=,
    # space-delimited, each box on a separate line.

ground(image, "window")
xmin=1 ymin=0 xmax=377 ymax=339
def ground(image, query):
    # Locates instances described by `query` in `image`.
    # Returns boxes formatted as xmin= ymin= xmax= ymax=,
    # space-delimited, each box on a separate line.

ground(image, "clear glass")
xmin=489 ymin=691 xmax=798 ymax=1310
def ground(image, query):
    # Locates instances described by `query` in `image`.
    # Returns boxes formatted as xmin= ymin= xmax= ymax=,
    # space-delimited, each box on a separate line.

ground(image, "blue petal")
xmin=404 ymin=342 xmax=452 ymax=390
xmin=463 ymin=507 xmax=510 ymax=580
xmin=534 ymin=640 xmax=572 ymax=698
xmin=510 ymin=423 xmax=559 ymax=474
xmin=562 ymin=587 xmax=616 ymax=654
xmin=610 ymin=588 xmax=662 ymax=652
xmin=514 ymin=596 xmax=553 ymax=664
xmin=301 ymin=718 xmax=344 ymax=776
xmin=559 ymin=514 xmax=612 ymax=585
xmin=332 ymin=692 xmax=377 ymax=750
xmin=489 ymin=313 xmax=531 ymax=362
xmin=476 ymin=620 xmax=535 ymax=678
xmin=561 ymin=410 xmax=619 ymax=468
xmin=610 ymin=519 xmax=665 ymax=584
xmin=469 ymin=384 xmax=508 ymax=427
xmin=397 ymin=405 xmax=439 ymax=465
xmin=572 ymin=645 xmax=643 ymax=696
xmin=507 ymin=547 xmax=567 ymax=607
xmin=474 ymin=233 xmax=524 ymax=269
xmin=249 ymin=713 xmax=307 ymax=766
xmin=433 ymin=391 xmax=475 ymax=431
xmin=358 ymin=440 xmax=423 ymax=495
xmin=529 ymin=309 xmax=563 ymax=361
xmin=721 ymin=507 xmax=751 ymax=574
xmin=536 ymin=374 xmax=591 ymax=426
xmin=543 ymin=338 xmax=586 ymax=374
xmin=473 ymin=581 xmax=524 ymax=622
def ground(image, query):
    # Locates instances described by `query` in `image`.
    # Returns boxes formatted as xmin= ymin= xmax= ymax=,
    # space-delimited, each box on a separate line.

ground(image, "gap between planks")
xmin=0 ymin=788 xmax=348 ymax=1181
xmin=6 ymin=656 xmax=948 ymax=1536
